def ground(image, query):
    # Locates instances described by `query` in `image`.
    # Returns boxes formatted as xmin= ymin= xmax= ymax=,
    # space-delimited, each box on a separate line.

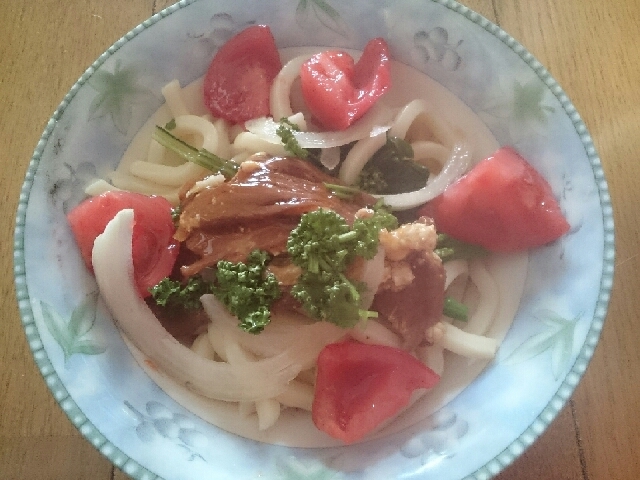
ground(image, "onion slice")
xmin=245 ymin=101 xmax=393 ymax=149
xmin=202 ymin=294 xmax=345 ymax=362
xmin=92 ymin=209 xmax=304 ymax=402
xmin=379 ymin=143 xmax=473 ymax=210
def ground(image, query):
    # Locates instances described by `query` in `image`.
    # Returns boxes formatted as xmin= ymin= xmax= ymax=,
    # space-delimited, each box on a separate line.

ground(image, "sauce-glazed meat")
xmin=372 ymin=219 xmax=445 ymax=350
xmin=175 ymin=156 xmax=372 ymax=277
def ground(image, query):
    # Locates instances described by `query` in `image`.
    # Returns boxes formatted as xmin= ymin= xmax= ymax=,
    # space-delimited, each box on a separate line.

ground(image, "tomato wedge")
xmin=312 ymin=340 xmax=439 ymax=443
xmin=67 ymin=191 xmax=179 ymax=298
xmin=300 ymin=37 xmax=391 ymax=131
xmin=203 ymin=25 xmax=282 ymax=124
xmin=420 ymin=147 xmax=570 ymax=252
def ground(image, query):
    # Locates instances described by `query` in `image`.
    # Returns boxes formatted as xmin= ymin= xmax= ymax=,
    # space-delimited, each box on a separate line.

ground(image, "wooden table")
xmin=1 ymin=1 xmax=638 ymax=478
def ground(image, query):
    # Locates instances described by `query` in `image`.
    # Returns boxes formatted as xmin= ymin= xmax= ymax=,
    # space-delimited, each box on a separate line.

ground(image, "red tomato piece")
xmin=420 ymin=147 xmax=570 ymax=252
xmin=67 ymin=191 xmax=180 ymax=298
xmin=300 ymin=37 xmax=391 ymax=131
xmin=312 ymin=340 xmax=439 ymax=444
xmin=203 ymin=25 xmax=282 ymax=124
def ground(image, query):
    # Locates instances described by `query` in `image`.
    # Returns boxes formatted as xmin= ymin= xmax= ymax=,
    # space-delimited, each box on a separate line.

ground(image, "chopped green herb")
xmin=286 ymin=206 xmax=395 ymax=327
xmin=149 ymin=276 xmax=212 ymax=310
xmin=443 ymin=296 xmax=468 ymax=322
xmin=170 ymin=205 xmax=182 ymax=227
xmin=276 ymin=118 xmax=309 ymax=159
xmin=212 ymin=250 xmax=281 ymax=334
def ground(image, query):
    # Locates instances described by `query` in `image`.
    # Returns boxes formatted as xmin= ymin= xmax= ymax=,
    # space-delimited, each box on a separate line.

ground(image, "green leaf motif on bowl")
xmin=413 ymin=28 xmax=463 ymax=71
xmin=88 ymin=59 xmax=152 ymax=135
xmin=512 ymin=79 xmax=556 ymax=125
xmin=274 ymin=455 xmax=344 ymax=480
xmin=125 ymin=400 xmax=208 ymax=462
xmin=296 ymin=0 xmax=347 ymax=36
xmin=503 ymin=309 xmax=580 ymax=380
xmin=40 ymin=292 xmax=106 ymax=365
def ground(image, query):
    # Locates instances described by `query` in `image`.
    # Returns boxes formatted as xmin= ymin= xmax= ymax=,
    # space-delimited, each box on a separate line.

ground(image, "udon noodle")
xmin=87 ymin=47 xmax=528 ymax=447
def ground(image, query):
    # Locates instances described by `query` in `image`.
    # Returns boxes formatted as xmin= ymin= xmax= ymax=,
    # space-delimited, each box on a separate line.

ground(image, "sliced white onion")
xmin=379 ymin=143 xmax=473 ymax=210
xmin=92 ymin=209 xmax=305 ymax=402
xmin=348 ymin=320 xmax=401 ymax=349
xmin=270 ymin=53 xmax=314 ymax=120
xmin=389 ymin=99 xmax=457 ymax=148
xmin=439 ymin=322 xmax=498 ymax=359
xmin=245 ymin=101 xmax=393 ymax=149
xmin=201 ymin=294 xmax=345 ymax=366
xmin=338 ymin=133 xmax=387 ymax=185
xmin=191 ymin=332 xmax=216 ymax=360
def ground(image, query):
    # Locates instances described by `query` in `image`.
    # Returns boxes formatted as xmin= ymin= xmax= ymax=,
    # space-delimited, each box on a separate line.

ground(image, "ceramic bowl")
xmin=14 ymin=0 xmax=614 ymax=478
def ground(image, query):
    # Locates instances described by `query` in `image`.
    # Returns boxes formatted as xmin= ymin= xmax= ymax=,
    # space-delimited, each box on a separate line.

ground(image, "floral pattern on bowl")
xmin=14 ymin=0 xmax=614 ymax=479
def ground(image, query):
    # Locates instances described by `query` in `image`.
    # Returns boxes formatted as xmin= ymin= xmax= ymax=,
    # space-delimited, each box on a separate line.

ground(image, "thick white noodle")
xmin=219 ymin=339 xmax=282 ymax=431
xmin=256 ymin=399 xmax=281 ymax=431
xmin=146 ymin=139 xmax=166 ymax=164
xmin=213 ymin=118 xmax=233 ymax=159
xmin=411 ymin=140 xmax=451 ymax=169
xmin=173 ymin=114 xmax=219 ymax=153
xmin=128 ymin=161 xmax=208 ymax=187
xmin=108 ymin=171 xmax=180 ymax=204
xmin=232 ymin=131 xmax=288 ymax=157
xmin=274 ymin=380 xmax=314 ymax=411
xmin=161 ymin=79 xmax=190 ymax=117
xmin=92 ymin=209 xmax=314 ymax=402
xmin=440 ymin=322 xmax=498 ymax=359
xmin=464 ymin=259 xmax=499 ymax=336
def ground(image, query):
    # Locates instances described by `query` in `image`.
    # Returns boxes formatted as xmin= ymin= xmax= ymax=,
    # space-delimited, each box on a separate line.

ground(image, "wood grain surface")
xmin=1 ymin=1 xmax=638 ymax=478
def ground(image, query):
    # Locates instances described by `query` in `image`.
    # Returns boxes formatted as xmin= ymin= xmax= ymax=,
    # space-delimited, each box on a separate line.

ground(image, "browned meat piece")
xmin=174 ymin=156 xmax=374 ymax=277
xmin=372 ymin=219 xmax=445 ymax=350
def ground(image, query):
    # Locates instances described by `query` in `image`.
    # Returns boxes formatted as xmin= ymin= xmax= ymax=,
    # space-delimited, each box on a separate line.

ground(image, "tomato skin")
xmin=312 ymin=340 xmax=439 ymax=444
xmin=203 ymin=25 xmax=282 ymax=124
xmin=419 ymin=147 xmax=570 ymax=252
xmin=300 ymin=37 xmax=391 ymax=131
xmin=67 ymin=191 xmax=179 ymax=298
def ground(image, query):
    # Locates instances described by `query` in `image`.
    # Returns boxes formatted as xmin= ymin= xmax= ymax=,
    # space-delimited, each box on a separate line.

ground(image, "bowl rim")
xmin=13 ymin=0 xmax=615 ymax=478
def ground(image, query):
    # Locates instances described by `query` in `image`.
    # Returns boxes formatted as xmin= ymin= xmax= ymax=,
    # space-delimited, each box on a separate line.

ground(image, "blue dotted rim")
xmin=12 ymin=0 xmax=614 ymax=479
